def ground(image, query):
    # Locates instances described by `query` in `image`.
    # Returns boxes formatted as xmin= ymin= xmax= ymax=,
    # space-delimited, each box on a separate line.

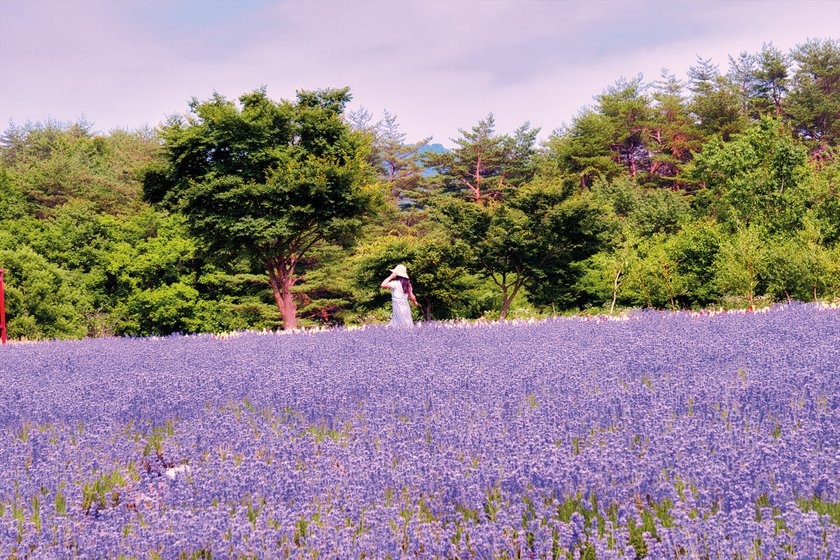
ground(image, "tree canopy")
xmin=1 ymin=38 xmax=839 ymax=338
xmin=143 ymin=87 xmax=377 ymax=329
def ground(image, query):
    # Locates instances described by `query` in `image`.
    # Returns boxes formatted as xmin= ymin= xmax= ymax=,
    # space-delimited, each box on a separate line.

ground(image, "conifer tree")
xmin=647 ymin=70 xmax=703 ymax=187
xmin=688 ymin=57 xmax=746 ymax=139
xmin=377 ymin=111 xmax=431 ymax=205
xmin=425 ymin=114 xmax=537 ymax=203
xmin=786 ymin=38 xmax=840 ymax=150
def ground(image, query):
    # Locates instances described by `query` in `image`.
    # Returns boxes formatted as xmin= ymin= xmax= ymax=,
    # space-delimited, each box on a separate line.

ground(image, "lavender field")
xmin=0 ymin=305 xmax=837 ymax=559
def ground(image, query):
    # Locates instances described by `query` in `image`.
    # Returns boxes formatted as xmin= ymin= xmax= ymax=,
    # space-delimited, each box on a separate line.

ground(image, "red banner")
xmin=0 ymin=268 xmax=6 ymax=344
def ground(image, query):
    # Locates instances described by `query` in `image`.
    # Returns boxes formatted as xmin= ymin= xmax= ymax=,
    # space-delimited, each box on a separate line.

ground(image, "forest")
xmin=1 ymin=38 xmax=838 ymax=339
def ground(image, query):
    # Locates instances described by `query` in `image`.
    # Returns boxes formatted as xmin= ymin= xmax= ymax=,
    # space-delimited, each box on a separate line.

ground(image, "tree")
xmin=352 ymin=234 xmax=476 ymax=321
xmin=621 ymin=234 xmax=686 ymax=310
xmin=0 ymin=247 xmax=91 ymax=339
xmin=425 ymin=114 xmax=538 ymax=203
xmin=144 ymin=87 xmax=376 ymax=329
xmin=591 ymin=175 xmax=689 ymax=240
xmin=539 ymin=110 xmax=624 ymax=189
xmin=668 ymin=220 xmax=723 ymax=307
xmin=754 ymin=43 xmax=790 ymax=117
xmin=688 ymin=116 xmax=810 ymax=234
xmin=688 ymin=57 xmax=747 ymax=140
xmin=647 ymin=70 xmax=704 ymax=187
xmin=726 ymin=44 xmax=789 ymax=119
xmin=714 ymin=225 xmax=765 ymax=308
xmin=805 ymin=150 xmax=840 ymax=244
xmin=785 ymin=38 xmax=840 ymax=150
xmin=438 ymin=183 xmax=610 ymax=318
xmin=375 ymin=111 xmax=431 ymax=205
xmin=346 ymin=108 xmax=431 ymax=206
xmin=0 ymin=120 xmax=155 ymax=216
xmin=594 ymin=75 xmax=652 ymax=179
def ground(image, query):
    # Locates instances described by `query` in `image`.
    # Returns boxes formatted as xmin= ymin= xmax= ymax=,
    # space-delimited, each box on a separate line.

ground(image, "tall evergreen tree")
xmin=594 ymin=75 xmax=652 ymax=179
xmin=540 ymin=109 xmax=623 ymax=189
xmin=425 ymin=114 xmax=536 ymax=203
xmin=376 ymin=111 xmax=431 ymax=205
xmin=754 ymin=42 xmax=790 ymax=117
xmin=688 ymin=56 xmax=747 ymax=139
xmin=647 ymin=70 xmax=704 ymax=187
xmin=785 ymin=38 xmax=840 ymax=151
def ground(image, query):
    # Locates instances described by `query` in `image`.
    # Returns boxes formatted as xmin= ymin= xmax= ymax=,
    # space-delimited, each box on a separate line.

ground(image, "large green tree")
xmin=144 ymin=88 xmax=376 ymax=329
xmin=438 ymin=183 xmax=610 ymax=318
xmin=687 ymin=56 xmax=747 ymax=140
xmin=688 ymin=116 xmax=811 ymax=234
xmin=424 ymin=114 xmax=538 ymax=203
xmin=539 ymin=109 xmax=624 ymax=189
xmin=785 ymin=38 xmax=840 ymax=151
xmin=374 ymin=111 xmax=431 ymax=205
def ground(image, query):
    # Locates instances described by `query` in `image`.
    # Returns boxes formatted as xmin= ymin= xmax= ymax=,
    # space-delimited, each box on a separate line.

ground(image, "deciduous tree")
xmin=144 ymin=88 xmax=376 ymax=329
xmin=438 ymin=183 xmax=610 ymax=318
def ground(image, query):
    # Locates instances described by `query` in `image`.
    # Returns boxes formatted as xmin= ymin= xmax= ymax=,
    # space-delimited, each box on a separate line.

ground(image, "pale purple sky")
xmin=1 ymin=0 xmax=837 ymax=146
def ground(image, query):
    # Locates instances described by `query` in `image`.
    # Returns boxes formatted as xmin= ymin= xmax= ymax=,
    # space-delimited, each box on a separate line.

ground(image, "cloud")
xmin=0 ymin=0 xmax=836 ymax=145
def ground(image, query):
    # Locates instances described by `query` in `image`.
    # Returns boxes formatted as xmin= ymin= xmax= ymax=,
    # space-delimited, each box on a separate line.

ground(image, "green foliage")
xmin=714 ymin=225 xmax=766 ymax=307
xmin=437 ymin=183 xmax=612 ymax=317
xmin=0 ymin=167 xmax=29 ymax=219
xmin=785 ymin=38 xmax=840 ymax=147
xmin=591 ymin=176 xmax=689 ymax=236
xmin=2 ymin=41 xmax=840 ymax=338
xmin=646 ymin=70 xmax=705 ymax=188
xmin=668 ymin=221 xmax=724 ymax=307
xmin=689 ymin=117 xmax=811 ymax=233
xmin=580 ymin=220 xmax=725 ymax=312
xmin=352 ymin=233 xmax=481 ymax=321
xmin=0 ymin=247 xmax=91 ymax=339
xmin=146 ymin=87 xmax=377 ymax=329
xmin=623 ymin=234 xmax=686 ymax=310
xmin=0 ymin=120 xmax=155 ymax=216
xmin=687 ymin=56 xmax=748 ymax=140
xmin=594 ymin=75 xmax=652 ymax=180
xmin=762 ymin=222 xmax=836 ymax=303
xmin=114 ymin=282 xmax=200 ymax=336
xmin=351 ymin=109 xmax=432 ymax=206
xmin=424 ymin=114 xmax=539 ymax=202
xmin=805 ymin=151 xmax=840 ymax=244
xmin=540 ymin=109 xmax=627 ymax=189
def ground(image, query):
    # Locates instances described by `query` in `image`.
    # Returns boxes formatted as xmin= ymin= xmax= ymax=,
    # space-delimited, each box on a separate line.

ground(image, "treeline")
xmin=1 ymin=39 xmax=838 ymax=339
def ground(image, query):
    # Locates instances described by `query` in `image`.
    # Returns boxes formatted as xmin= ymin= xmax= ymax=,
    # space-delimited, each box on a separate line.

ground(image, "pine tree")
xmin=688 ymin=56 xmax=746 ymax=139
xmin=424 ymin=114 xmax=533 ymax=203
xmin=785 ymin=38 xmax=840 ymax=151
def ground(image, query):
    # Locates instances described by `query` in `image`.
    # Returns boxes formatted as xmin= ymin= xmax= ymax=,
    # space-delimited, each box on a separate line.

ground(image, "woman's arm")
xmin=408 ymin=285 xmax=419 ymax=306
xmin=380 ymin=272 xmax=397 ymax=289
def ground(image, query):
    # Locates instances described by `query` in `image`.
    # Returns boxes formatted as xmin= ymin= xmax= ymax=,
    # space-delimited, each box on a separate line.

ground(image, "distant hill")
xmin=418 ymin=143 xmax=447 ymax=177
xmin=418 ymin=142 xmax=448 ymax=156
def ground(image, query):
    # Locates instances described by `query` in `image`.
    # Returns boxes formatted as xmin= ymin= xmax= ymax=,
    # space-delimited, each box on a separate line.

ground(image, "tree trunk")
xmin=499 ymin=297 xmax=511 ymax=321
xmin=267 ymin=256 xmax=298 ymax=330
xmin=610 ymin=264 xmax=623 ymax=315
xmin=498 ymin=282 xmax=510 ymax=321
xmin=498 ymin=280 xmax=524 ymax=321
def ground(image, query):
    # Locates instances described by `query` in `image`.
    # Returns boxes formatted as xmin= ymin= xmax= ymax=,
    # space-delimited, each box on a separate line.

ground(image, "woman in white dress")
xmin=380 ymin=264 xmax=418 ymax=328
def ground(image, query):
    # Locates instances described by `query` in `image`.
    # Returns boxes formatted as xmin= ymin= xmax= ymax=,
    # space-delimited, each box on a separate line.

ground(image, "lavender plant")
xmin=0 ymin=304 xmax=837 ymax=558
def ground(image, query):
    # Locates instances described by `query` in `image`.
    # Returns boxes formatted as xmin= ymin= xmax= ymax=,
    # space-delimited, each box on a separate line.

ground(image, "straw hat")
xmin=391 ymin=264 xmax=409 ymax=278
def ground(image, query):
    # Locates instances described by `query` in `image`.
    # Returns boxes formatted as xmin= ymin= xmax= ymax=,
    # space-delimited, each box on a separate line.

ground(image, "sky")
xmin=1 ymin=0 xmax=837 ymax=147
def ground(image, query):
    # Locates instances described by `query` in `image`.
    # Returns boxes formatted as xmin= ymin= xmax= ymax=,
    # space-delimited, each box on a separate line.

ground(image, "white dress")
xmin=388 ymin=280 xmax=414 ymax=328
